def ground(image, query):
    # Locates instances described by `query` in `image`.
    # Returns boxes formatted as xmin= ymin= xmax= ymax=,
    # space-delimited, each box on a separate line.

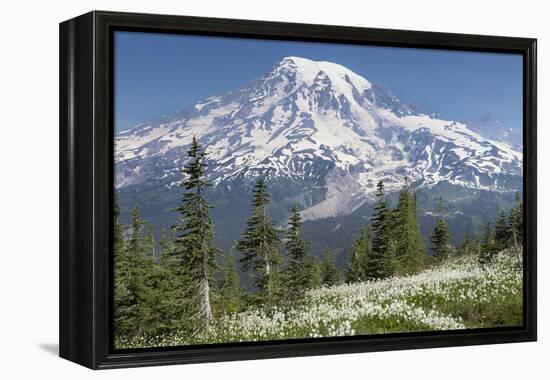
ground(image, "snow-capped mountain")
xmin=115 ymin=56 xmax=522 ymax=220
xmin=466 ymin=113 xmax=522 ymax=149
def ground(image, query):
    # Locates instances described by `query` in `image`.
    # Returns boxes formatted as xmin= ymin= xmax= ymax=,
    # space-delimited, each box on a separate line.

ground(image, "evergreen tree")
xmin=346 ymin=225 xmax=369 ymax=282
xmin=142 ymin=226 xmax=182 ymax=335
xmin=127 ymin=207 xmax=144 ymax=259
xmin=113 ymin=194 xmax=126 ymax=266
xmin=113 ymin=194 xmax=130 ymax=338
xmin=509 ymin=192 xmax=523 ymax=248
xmin=480 ymin=223 xmax=497 ymax=264
xmin=459 ymin=234 xmax=481 ymax=257
xmin=393 ymin=179 xmax=425 ymax=274
xmin=155 ymin=234 xmax=185 ymax=331
xmin=158 ymin=227 xmax=174 ymax=263
xmin=119 ymin=207 xmax=152 ymax=336
xmin=370 ymin=181 xmax=396 ymax=278
xmin=218 ymin=251 xmax=242 ymax=314
xmin=430 ymin=197 xmax=451 ymax=260
xmin=113 ymin=195 xmax=126 ymax=281
xmin=144 ymin=258 xmax=178 ymax=335
xmin=284 ymin=205 xmax=315 ymax=299
xmin=517 ymin=193 xmax=524 ymax=246
xmin=409 ymin=191 xmax=425 ymax=262
xmin=237 ymin=177 xmax=281 ymax=303
xmin=494 ymin=210 xmax=509 ymax=252
xmin=458 ymin=234 xmax=471 ymax=256
xmin=308 ymin=258 xmax=323 ymax=289
xmin=144 ymin=222 xmax=156 ymax=260
xmin=172 ymin=136 xmax=218 ymax=329
xmin=362 ymin=225 xmax=375 ymax=278
xmin=321 ymin=249 xmax=341 ymax=286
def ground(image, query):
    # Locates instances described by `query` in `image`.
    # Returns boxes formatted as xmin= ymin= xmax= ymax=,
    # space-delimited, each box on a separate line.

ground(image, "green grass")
xmin=115 ymin=250 xmax=523 ymax=349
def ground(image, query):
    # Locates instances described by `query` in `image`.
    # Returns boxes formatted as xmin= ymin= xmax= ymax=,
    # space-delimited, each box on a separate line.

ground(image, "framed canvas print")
xmin=59 ymin=11 xmax=537 ymax=369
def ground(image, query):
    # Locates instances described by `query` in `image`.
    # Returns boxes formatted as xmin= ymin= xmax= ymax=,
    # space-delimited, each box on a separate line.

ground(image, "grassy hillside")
xmin=116 ymin=250 xmax=522 ymax=349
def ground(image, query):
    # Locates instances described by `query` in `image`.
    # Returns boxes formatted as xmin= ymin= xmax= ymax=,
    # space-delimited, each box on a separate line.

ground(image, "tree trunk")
xmin=199 ymin=273 xmax=213 ymax=326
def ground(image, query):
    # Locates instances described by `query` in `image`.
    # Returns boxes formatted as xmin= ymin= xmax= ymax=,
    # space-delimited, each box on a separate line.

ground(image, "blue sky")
xmin=114 ymin=31 xmax=523 ymax=132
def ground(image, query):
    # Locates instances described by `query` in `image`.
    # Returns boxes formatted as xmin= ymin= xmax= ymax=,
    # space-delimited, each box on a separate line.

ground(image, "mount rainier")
xmin=115 ymin=56 xmax=522 ymax=225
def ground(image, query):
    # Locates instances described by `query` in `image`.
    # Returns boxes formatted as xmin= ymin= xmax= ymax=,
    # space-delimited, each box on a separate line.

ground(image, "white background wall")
xmin=0 ymin=0 xmax=546 ymax=378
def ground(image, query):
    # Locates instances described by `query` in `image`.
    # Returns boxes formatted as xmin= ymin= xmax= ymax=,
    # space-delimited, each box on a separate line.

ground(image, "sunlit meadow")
xmin=115 ymin=250 xmax=522 ymax=349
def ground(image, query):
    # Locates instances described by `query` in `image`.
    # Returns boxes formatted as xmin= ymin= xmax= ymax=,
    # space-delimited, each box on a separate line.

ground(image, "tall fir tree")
xmin=113 ymin=194 xmax=126 ymax=267
xmin=218 ymin=251 xmax=242 ymax=314
xmin=172 ymin=135 xmax=218 ymax=329
xmin=517 ymin=193 xmax=524 ymax=246
xmin=127 ymin=207 xmax=144 ymax=260
xmin=494 ymin=210 xmax=509 ymax=252
xmin=155 ymin=226 xmax=185 ymax=331
xmin=144 ymin=222 xmax=156 ymax=260
xmin=509 ymin=192 xmax=523 ymax=248
xmin=158 ymin=227 xmax=174 ymax=263
xmin=113 ymin=194 xmax=130 ymax=339
xmin=283 ymin=205 xmax=315 ymax=299
xmin=113 ymin=194 xmax=126 ymax=279
xmin=346 ymin=225 xmax=369 ymax=282
xmin=480 ymin=222 xmax=497 ymax=264
xmin=308 ymin=258 xmax=323 ymax=289
xmin=393 ymin=179 xmax=425 ymax=274
xmin=430 ymin=197 xmax=451 ymax=260
xmin=321 ymin=249 xmax=341 ymax=286
xmin=237 ymin=177 xmax=281 ymax=304
xmin=144 ymin=256 xmax=178 ymax=336
xmin=370 ymin=181 xmax=395 ymax=279
xmin=458 ymin=233 xmax=472 ymax=256
xmin=409 ymin=191 xmax=425 ymax=262
xmin=121 ymin=207 xmax=153 ymax=336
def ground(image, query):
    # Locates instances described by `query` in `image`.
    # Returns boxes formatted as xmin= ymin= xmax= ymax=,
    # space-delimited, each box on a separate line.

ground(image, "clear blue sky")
xmin=115 ymin=31 xmax=523 ymax=132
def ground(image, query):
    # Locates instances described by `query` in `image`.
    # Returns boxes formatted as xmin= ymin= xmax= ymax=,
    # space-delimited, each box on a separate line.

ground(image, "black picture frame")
xmin=59 ymin=10 xmax=537 ymax=369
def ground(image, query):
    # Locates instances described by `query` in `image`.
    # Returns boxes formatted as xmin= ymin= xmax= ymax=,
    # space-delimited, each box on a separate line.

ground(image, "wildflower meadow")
xmin=116 ymin=250 xmax=522 ymax=349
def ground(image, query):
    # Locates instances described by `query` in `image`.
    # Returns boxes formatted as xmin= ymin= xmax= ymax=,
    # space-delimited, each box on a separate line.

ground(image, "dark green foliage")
xmin=113 ymin=200 xmax=183 ymax=339
xmin=113 ymin=194 xmax=126 ymax=263
xmin=477 ymin=194 xmax=523 ymax=264
xmin=217 ymin=251 xmax=242 ymax=314
xmin=370 ymin=181 xmax=396 ymax=278
xmin=457 ymin=234 xmax=480 ymax=256
xmin=172 ymin=136 xmax=219 ymax=330
xmin=475 ymin=192 xmax=523 ymax=264
xmin=309 ymin=258 xmax=323 ymax=289
xmin=127 ymin=207 xmax=144 ymax=260
xmin=321 ymin=249 xmax=341 ymax=286
xmin=346 ymin=225 xmax=370 ymax=282
xmin=114 ymin=206 xmax=153 ymax=338
xmin=494 ymin=210 xmax=509 ymax=252
xmin=509 ymin=192 xmax=523 ymax=248
xmin=113 ymin=194 xmax=128 ymax=338
xmin=144 ymin=222 xmax=156 ymax=260
xmin=430 ymin=197 xmax=451 ymax=260
xmin=479 ymin=223 xmax=497 ymax=264
xmin=393 ymin=180 xmax=425 ymax=274
xmin=237 ymin=177 xmax=281 ymax=304
xmin=283 ymin=205 xmax=316 ymax=299
xmin=154 ymin=241 xmax=187 ymax=332
xmin=142 ymin=259 xmax=181 ymax=335
xmin=158 ymin=228 xmax=175 ymax=263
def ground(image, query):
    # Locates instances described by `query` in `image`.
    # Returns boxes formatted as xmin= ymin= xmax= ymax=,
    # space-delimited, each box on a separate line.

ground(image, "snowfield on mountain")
xmin=114 ymin=56 xmax=522 ymax=221
xmin=115 ymin=250 xmax=522 ymax=349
